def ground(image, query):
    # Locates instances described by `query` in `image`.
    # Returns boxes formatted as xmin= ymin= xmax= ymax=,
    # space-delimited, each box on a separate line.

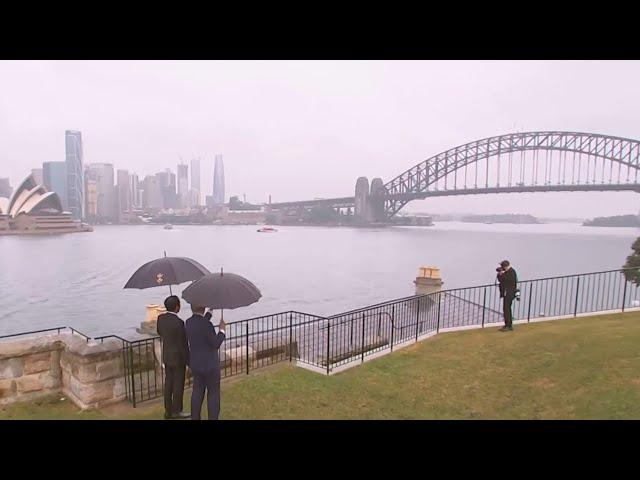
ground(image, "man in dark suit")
xmin=156 ymin=296 xmax=190 ymax=419
xmin=185 ymin=305 xmax=226 ymax=420
xmin=497 ymin=260 xmax=518 ymax=331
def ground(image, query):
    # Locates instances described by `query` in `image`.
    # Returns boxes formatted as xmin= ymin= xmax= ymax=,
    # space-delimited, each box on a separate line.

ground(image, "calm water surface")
xmin=0 ymin=222 xmax=636 ymax=337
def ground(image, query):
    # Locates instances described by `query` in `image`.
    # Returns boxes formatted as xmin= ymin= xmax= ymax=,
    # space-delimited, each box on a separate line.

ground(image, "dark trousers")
xmin=164 ymin=364 xmax=186 ymax=416
xmin=503 ymin=293 xmax=515 ymax=327
xmin=191 ymin=369 xmax=220 ymax=420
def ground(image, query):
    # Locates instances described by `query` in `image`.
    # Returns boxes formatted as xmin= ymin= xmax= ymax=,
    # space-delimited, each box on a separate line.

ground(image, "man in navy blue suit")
xmin=185 ymin=305 xmax=226 ymax=420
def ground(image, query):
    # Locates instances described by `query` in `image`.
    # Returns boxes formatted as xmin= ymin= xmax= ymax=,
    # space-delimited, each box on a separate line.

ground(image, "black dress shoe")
xmin=173 ymin=411 xmax=191 ymax=419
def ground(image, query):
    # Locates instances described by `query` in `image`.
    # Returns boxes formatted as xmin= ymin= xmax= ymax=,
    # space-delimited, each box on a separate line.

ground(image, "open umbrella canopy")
xmin=124 ymin=256 xmax=210 ymax=290
xmin=181 ymin=270 xmax=262 ymax=309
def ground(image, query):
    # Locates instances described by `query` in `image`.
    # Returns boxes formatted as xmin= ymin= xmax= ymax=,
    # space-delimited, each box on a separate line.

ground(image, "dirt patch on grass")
xmin=631 ymin=378 xmax=640 ymax=387
xmin=531 ymin=377 xmax=555 ymax=389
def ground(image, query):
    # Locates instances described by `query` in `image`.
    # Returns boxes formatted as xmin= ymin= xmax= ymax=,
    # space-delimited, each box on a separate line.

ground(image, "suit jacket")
xmin=498 ymin=268 xmax=518 ymax=297
xmin=185 ymin=312 xmax=226 ymax=374
xmin=157 ymin=312 xmax=190 ymax=367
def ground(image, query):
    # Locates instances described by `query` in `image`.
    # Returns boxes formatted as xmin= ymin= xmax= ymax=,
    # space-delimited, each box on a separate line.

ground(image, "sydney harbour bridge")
xmin=268 ymin=131 xmax=640 ymax=222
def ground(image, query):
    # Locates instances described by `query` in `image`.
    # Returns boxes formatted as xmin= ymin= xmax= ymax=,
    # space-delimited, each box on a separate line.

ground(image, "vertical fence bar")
xmin=415 ymin=298 xmax=421 ymax=341
xmin=622 ymin=276 xmax=628 ymax=312
xmin=326 ymin=321 xmax=331 ymax=375
xmin=527 ymin=282 xmax=533 ymax=322
xmin=361 ymin=312 xmax=366 ymax=363
xmin=245 ymin=324 xmax=250 ymax=375
xmin=129 ymin=344 xmax=136 ymax=408
xmin=436 ymin=293 xmax=442 ymax=333
xmin=574 ymin=277 xmax=580 ymax=317
xmin=481 ymin=287 xmax=487 ymax=328
xmin=390 ymin=305 xmax=395 ymax=352
xmin=289 ymin=313 xmax=293 ymax=362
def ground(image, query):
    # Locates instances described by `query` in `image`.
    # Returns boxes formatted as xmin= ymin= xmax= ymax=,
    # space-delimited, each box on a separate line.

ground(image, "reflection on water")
xmin=0 ymin=222 xmax=635 ymax=337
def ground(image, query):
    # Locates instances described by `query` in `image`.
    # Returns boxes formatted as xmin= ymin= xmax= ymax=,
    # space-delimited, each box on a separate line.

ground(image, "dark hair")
xmin=191 ymin=305 xmax=205 ymax=314
xmin=500 ymin=260 xmax=510 ymax=268
xmin=164 ymin=295 xmax=180 ymax=312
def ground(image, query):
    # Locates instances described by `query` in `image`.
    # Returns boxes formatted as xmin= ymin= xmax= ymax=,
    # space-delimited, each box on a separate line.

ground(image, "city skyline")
xmin=3 ymin=61 xmax=640 ymax=217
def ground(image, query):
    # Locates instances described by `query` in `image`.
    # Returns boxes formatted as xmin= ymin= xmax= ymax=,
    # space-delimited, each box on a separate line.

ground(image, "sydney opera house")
xmin=0 ymin=174 xmax=91 ymax=235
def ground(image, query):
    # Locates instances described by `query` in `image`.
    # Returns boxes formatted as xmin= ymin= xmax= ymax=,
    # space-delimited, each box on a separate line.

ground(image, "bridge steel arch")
xmin=383 ymin=131 xmax=640 ymax=217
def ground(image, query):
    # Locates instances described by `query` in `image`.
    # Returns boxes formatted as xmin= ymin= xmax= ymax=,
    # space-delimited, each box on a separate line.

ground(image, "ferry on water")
xmin=164 ymin=224 xmax=173 ymax=230
xmin=257 ymin=226 xmax=278 ymax=233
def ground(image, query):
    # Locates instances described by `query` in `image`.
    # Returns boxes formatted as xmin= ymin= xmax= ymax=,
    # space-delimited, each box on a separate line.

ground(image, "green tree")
xmin=623 ymin=237 xmax=640 ymax=283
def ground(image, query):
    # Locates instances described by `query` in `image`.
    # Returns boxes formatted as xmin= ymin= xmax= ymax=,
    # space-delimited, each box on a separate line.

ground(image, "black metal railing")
xmin=2 ymin=268 xmax=639 ymax=406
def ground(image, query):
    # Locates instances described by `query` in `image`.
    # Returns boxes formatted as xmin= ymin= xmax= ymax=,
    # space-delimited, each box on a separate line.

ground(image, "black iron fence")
xmin=2 ymin=268 xmax=639 ymax=407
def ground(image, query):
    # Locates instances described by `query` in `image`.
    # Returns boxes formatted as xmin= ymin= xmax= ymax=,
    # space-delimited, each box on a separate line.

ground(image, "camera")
xmin=515 ymin=289 xmax=521 ymax=301
xmin=496 ymin=267 xmax=503 ymax=273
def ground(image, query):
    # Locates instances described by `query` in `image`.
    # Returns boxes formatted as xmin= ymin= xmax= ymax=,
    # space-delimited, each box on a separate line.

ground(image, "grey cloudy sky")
xmin=1 ymin=60 xmax=639 ymax=217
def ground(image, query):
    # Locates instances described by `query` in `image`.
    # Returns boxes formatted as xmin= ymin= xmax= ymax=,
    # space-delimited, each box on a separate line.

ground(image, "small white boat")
xmin=257 ymin=226 xmax=278 ymax=233
xmin=164 ymin=224 xmax=173 ymax=230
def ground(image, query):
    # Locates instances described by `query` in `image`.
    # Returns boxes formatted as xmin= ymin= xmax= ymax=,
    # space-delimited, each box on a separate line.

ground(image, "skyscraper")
xmin=190 ymin=157 xmax=201 ymax=205
xmin=66 ymin=130 xmax=84 ymax=220
xmin=143 ymin=175 xmax=162 ymax=210
xmin=213 ymin=154 xmax=225 ymax=205
xmin=0 ymin=178 xmax=12 ymax=199
xmin=43 ymin=161 xmax=68 ymax=210
xmin=177 ymin=163 xmax=188 ymax=208
xmin=88 ymin=163 xmax=115 ymax=220
xmin=31 ymin=168 xmax=44 ymax=186
xmin=129 ymin=173 xmax=140 ymax=209
xmin=117 ymin=169 xmax=131 ymax=218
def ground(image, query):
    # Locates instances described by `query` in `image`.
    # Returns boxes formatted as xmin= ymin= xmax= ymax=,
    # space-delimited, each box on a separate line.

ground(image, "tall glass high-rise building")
xmin=190 ymin=158 xmax=201 ymax=192
xmin=129 ymin=173 xmax=140 ymax=209
xmin=190 ymin=157 xmax=201 ymax=206
xmin=177 ymin=163 xmax=188 ymax=208
xmin=66 ymin=130 xmax=84 ymax=220
xmin=89 ymin=163 xmax=115 ymax=220
xmin=43 ymin=161 xmax=68 ymax=210
xmin=117 ymin=169 xmax=131 ymax=217
xmin=213 ymin=154 xmax=225 ymax=205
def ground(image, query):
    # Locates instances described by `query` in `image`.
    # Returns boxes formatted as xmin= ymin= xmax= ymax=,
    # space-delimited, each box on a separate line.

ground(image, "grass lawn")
xmin=3 ymin=311 xmax=640 ymax=420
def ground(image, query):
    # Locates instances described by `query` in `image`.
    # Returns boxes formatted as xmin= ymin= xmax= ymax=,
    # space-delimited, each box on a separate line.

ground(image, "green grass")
xmin=3 ymin=311 xmax=640 ymax=419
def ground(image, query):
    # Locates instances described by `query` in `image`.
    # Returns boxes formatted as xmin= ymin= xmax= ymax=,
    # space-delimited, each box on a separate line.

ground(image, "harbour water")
xmin=0 ymin=222 xmax=636 ymax=337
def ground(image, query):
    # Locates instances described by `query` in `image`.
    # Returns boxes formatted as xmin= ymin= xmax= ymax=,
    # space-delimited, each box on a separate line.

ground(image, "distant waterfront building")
xmin=190 ymin=157 xmax=201 ymax=205
xmin=31 ymin=168 xmax=44 ymax=186
xmin=66 ymin=130 xmax=84 ymax=220
xmin=117 ymin=169 xmax=131 ymax=218
xmin=129 ymin=173 xmax=140 ymax=208
xmin=156 ymin=169 xmax=177 ymax=210
xmin=42 ymin=162 xmax=68 ymax=211
xmin=177 ymin=163 xmax=188 ymax=208
xmin=0 ymin=174 xmax=90 ymax=235
xmin=88 ymin=163 xmax=115 ymax=220
xmin=213 ymin=154 xmax=225 ymax=205
xmin=187 ymin=188 xmax=199 ymax=208
xmin=0 ymin=178 xmax=12 ymax=198
xmin=143 ymin=175 xmax=162 ymax=210
xmin=85 ymin=178 xmax=98 ymax=218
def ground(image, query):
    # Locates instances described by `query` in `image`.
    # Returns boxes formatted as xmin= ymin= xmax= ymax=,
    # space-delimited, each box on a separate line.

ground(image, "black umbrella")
xmin=181 ymin=268 xmax=262 ymax=319
xmin=124 ymin=252 xmax=211 ymax=295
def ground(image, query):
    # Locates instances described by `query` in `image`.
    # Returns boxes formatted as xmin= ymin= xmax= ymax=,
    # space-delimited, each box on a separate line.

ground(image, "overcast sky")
xmin=1 ymin=60 xmax=639 ymax=217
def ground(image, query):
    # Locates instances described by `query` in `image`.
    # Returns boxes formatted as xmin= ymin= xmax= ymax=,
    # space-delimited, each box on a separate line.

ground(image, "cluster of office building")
xmin=0 ymin=131 xmax=227 ymax=224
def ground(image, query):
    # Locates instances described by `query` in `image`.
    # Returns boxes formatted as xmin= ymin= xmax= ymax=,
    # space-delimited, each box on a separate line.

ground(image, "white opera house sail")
xmin=0 ymin=174 xmax=92 ymax=235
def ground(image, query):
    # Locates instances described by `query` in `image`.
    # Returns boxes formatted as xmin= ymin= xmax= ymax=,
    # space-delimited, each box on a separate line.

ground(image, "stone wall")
xmin=0 ymin=333 xmax=127 ymax=410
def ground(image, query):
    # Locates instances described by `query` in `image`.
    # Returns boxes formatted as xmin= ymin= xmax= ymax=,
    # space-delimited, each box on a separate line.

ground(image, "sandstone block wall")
xmin=0 ymin=334 xmax=127 ymax=410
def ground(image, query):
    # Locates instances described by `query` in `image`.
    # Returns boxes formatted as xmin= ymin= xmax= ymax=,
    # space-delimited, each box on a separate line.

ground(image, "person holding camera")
xmin=496 ymin=260 xmax=519 ymax=331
